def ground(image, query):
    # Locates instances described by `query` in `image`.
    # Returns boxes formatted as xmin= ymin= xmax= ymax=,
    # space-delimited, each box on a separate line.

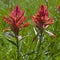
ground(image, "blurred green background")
xmin=0 ymin=0 xmax=60 ymax=60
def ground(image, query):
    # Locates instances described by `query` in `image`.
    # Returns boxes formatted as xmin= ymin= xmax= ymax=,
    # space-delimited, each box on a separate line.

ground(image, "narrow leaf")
xmin=6 ymin=38 xmax=17 ymax=46
xmin=44 ymin=30 xmax=56 ymax=38
xmin=33 ymin=33 xmax=39 ymax=42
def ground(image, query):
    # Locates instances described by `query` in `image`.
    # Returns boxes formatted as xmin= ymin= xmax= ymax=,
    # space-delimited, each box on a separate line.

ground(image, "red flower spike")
xmin=3 ymin=5 xmax=29 ymax=36
xmin=32 ymin=4 xmax=54 ymax=29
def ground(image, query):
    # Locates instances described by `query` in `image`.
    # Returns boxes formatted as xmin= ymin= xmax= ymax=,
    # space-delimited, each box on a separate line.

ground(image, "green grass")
xmin=0 ymin=0 xmax=60 ymax=60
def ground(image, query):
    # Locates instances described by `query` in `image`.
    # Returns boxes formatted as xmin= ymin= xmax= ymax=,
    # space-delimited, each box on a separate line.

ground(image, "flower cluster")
xmin=3 ymin=6 xmax=29 ymax=36
xmin=32 ymin=5 xmax=55 ymax=38
xmin=32 ymin=5 xmax=54 ymax=29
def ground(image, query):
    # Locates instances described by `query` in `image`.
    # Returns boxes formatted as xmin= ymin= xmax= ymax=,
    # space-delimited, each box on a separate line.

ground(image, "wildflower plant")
xmin=3 ymin=5 xmax=29 ymax=60
xmin=32 ymin=4 xmax=55 ymax=59
xmin=32 ymin=4 xmax=55 ymax=40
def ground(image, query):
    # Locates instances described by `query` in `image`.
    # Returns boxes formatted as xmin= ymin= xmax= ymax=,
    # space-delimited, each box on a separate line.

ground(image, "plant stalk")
xmin=16 ymin=36 xmax=20 ymax=60
xmin=34 ymin=28 xmax=43 ymax=60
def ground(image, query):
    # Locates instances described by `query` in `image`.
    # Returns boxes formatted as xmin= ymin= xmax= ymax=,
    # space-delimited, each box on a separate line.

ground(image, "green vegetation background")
xmin=0 ymin=0 xmax=60 ymax=60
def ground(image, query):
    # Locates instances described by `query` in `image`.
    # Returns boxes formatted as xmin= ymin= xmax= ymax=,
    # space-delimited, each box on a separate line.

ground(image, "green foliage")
xmin=0 ymin=0 xmax=60 ymax=60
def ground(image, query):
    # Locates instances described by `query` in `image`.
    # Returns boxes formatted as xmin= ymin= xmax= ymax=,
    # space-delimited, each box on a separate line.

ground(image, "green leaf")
xmin=6 ymin=38 xmax=17 ymax=46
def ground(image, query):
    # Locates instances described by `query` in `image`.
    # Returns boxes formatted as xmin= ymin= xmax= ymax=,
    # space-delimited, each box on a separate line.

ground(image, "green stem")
xmin=16 ymin=36 xmax=20 ymax=60
xmin=34 ymin=29 xmax=43 ymax=60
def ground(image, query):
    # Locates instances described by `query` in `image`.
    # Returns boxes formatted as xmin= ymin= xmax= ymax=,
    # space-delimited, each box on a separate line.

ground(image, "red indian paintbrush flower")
xmin=3 ymin=5 xmax=29 ymax=36
xmin=32 ymin=4 xmax=54 ymax=29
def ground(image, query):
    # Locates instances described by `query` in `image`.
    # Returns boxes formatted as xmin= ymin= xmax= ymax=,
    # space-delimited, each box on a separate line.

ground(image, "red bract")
xmin=57 ymin=5 xmax=60 ymax=12
xmin=3 ymin=5 xmax=29 ymax=36
xmin=32 ymin=4 xmax=54 ymax=29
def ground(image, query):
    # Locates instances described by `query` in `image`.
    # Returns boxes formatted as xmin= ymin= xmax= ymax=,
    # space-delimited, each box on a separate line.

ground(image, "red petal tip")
xmin=24 ymin=22 xmax=30 ymax=27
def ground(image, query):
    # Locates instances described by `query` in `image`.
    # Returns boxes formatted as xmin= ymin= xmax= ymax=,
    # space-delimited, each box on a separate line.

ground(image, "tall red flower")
xmin=32 ymin=4 xmax=54 ymax=29
xmin=3 ymin=5 xmax=29 ymax=36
